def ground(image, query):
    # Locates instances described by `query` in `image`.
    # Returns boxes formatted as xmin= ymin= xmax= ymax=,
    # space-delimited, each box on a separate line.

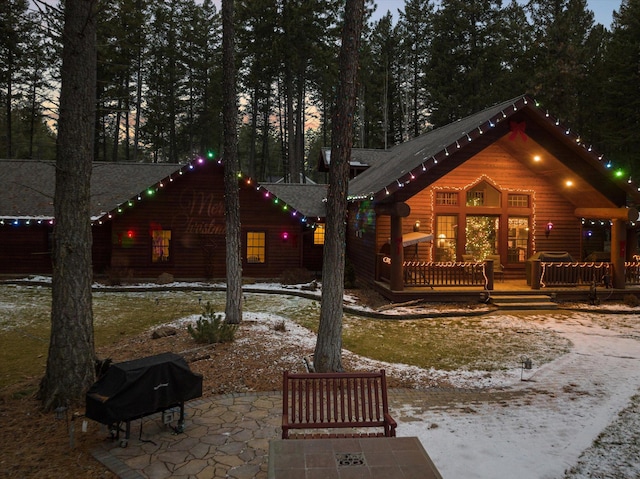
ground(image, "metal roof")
xmin=347 ymin=96 xmax=530 ymax=199
xmin=346 ymin=94 xmax=640 ymax=209
xmin=258 ymin=183 xmax=327 ymax=219
xmin=0 ymin=160 xmax=184 ymax=221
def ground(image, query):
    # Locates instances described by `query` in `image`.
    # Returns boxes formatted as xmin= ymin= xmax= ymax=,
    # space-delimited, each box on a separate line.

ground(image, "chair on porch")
xmin=486 ymin=254 xmax=504 ymax=281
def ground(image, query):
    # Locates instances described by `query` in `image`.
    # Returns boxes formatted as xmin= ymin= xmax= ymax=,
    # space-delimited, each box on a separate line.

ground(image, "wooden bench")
xmin=281 ymin=369 xmax=397 ymax=439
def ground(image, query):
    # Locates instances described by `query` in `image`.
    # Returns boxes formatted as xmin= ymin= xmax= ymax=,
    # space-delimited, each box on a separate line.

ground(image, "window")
xmin=436 ymin=192 xmax=458 ymax=206
xmin=466 ymin=216 xmax=499 ymax=260
xmin=436 ymin=215 xmax=457 ymax=261
xmin=314 ymin=225 xmax=325 ymax=245
xmin=151 ymin=230 xmax=171 ymax=262
xmin=508 ymin=217 xmax=529 ymax=263
xmin=508 ymin=194 xmax=529 ymax=207
xmin=246 ymin=231 xmax=266 ymax=263
xmin=466 ymin=181 xmax=501 ymax=207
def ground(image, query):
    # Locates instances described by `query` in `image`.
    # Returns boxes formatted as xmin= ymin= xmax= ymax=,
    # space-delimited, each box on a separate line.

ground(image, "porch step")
xmin=489 ymin=294 xmax=558 ymax=310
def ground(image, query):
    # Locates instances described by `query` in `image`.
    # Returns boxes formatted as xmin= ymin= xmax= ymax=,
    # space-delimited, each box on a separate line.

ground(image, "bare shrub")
xmin=280 ymin=268 xmax=314 ymax=285
xmin=623 ymin=294 xmax=640 ymax=308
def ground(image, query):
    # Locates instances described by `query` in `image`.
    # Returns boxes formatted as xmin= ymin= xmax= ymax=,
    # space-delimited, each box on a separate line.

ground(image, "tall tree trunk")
xmin=222 ymin=0 xmax=242 ymax=324
xmin=249 ymin=85 xmax=258 ymax=178
xmin=38 ymin=0 xmax=97 ymax=411
xmin=285 ymin=69 xmax=295 ymax=182
xmin=314 ymin=0 xmax=364 ymax=373
xmin=5 ymin=49 xmax=13 ymax=158
xmin=133 ymin=32 xmax=143 ymax=162
xmin=261 ymin=91 xmax=271 ymax=180
xmin=112 ymin=98 xmax=121 ymax=162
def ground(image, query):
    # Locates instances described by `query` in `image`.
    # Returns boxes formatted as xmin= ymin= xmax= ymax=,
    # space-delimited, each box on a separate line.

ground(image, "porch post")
xmin=574 ymin=207 xmax=639 ymax=289
xmin=610 ymin=218 xmax=626 ymax=289
xmin=375 ymin=202 xmax=411 ymax=292
xmin=390 ymin=214 xmax=404 ymax=291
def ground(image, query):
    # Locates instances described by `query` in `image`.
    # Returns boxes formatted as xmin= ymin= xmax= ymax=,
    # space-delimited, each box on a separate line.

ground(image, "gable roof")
xmin=347 ymin=94 xmax=640 ymax=209
xmin=0 ymin=160 xmax=188 ymax=221
xmin=258 ymin=183 xmax=327 ymax=219
xmin=0 ymin=159 xmax=328 ymax=225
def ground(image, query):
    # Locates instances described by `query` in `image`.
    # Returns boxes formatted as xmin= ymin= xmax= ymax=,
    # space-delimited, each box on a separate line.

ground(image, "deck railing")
xmin=376 ymin=254 xmax=490 ymax=288
xmin=376 ymin=254 xmax=640 ymax=289
xmin=625 ymin=262 xmax=640 ymax=285
xmin=539 ymin=262 xmax=610 ymax=287
xmin=403 ymin=261 xmax=487 ymax=287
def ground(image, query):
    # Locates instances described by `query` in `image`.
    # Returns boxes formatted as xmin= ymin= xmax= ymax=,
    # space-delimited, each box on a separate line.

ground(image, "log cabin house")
xmin=0 ymin=159 xmax=326 ymax=281
xmin=320 ymin=95 xmax=640 ymax=298
xmin=1 ymin=94 xmax=639 ymax=297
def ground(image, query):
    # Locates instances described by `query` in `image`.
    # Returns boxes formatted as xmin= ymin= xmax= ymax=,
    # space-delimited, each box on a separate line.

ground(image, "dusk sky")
xmin=371 ymin=0 xmax=619 ymax=28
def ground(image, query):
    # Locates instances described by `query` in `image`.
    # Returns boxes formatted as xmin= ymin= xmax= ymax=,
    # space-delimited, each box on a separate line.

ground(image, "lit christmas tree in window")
xmin=466 ymin=215 xmax=497 ymax=260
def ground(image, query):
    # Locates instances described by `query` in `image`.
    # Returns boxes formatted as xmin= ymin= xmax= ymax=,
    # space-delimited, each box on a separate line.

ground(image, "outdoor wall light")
xmin=413 ymin=220 xmax=421 ymax=232
xmin=545 ymin=221 xmax=553 ymax=238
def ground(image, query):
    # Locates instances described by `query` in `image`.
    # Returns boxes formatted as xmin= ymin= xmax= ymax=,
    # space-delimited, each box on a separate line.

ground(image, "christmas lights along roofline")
xmin=346 ymin=94 xmax=640 ymax=209
xmin=0 ymin=157 xmax=326 ymax=229
xmin=3 ymin=93 xmax=639 ymax=227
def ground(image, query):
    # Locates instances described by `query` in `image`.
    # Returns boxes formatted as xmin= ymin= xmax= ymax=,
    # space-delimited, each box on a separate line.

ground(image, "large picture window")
xmin=246 ymin=231 xmax=266 ymax=263
xmin=466 ymin=216 xmax=499 ymax=259
xmin=151 ymin=230 xmax=171 ymax=262
xmin=436 ymin=215 xmax=457 ymax=261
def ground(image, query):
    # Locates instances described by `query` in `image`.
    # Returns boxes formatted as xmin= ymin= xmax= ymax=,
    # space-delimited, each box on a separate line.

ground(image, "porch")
xmin=374 ymin=256 xmax=640 ymax=303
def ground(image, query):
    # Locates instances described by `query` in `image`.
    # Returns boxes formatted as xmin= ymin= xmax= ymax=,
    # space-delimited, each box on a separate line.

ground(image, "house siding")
xmin=1 ymin=161 xmax=316 ymax=281
xmin=351 ymin=141 xmax=591 ymax=286
xmin=105 ymin=162 xmax=310 ymax=280
xmin=0 ymin=224 xmax=52 ymax=275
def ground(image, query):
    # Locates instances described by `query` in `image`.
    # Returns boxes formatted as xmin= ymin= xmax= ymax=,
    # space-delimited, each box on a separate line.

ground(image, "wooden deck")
xmin=374 ymin=279 xmax=640 ymax=304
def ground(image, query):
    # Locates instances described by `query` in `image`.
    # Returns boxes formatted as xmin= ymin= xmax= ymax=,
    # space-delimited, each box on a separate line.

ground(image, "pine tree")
xmin=597 ymin=0 xmax=640 ymax=179
xmin=314 ymin=0 xmax=365 ymax=373
xmin=526 ymin=0 xmax=602 ymax=126
xmin=397 ymin=0 xmax=433 ymax=139
xmin=427 ymin=0 xmax=515 ymax=127
xmin=39 ymin=0 xmax=97 ymax=411
xmin=359 ymin=12 xmax=401 ymax=148
xmin=222 ymin=0 xmax=243 ymax=325
xmin=0 ymin=0 xmax=33 ymax=158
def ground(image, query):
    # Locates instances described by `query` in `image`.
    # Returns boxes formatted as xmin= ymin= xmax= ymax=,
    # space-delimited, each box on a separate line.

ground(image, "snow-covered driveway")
xmin=396 ymin=312 xmax=640 ymax=479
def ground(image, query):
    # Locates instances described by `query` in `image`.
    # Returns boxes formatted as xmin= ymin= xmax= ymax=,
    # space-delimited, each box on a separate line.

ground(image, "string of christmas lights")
xmin=1 ymin=155 xmax=322 ymax=230
xmin=3 ymin=95 xmax=639 ymax=228
xmin=354 ymin=95 xmax=640 ymax=206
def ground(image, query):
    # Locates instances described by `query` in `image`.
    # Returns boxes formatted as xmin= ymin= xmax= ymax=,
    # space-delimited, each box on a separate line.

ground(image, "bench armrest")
xmin=281 ymin=413 xmax=290 ymax=439
xmin=384 ymin=413 xmax=398 ymax=436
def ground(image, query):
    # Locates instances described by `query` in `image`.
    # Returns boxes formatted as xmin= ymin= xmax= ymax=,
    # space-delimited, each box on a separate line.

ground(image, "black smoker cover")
xmin=86 ymin=352 xmax=203 ymax=425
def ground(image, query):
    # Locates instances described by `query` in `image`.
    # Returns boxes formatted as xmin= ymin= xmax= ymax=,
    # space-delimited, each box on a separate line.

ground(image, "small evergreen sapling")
xmin=188 ymin=302 xmax=238 ymax=344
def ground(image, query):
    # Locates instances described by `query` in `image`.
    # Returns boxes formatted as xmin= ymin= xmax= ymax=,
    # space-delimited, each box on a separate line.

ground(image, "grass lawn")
xmin=0 ymin=284 xmax=570 ymax=391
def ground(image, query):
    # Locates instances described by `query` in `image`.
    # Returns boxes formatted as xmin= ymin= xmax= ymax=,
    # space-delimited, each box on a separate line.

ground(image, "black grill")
xmin=86 ymin=352 xmax=203 ymax=446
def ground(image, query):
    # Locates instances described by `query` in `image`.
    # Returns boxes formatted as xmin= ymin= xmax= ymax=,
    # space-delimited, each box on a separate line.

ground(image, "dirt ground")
xmin=2 ymin=288 xmax=451 ymax=479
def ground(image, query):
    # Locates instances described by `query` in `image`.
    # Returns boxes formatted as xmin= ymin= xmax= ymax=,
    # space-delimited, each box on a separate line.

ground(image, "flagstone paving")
xmin=92 ymin=388 xmax=532 ymax=479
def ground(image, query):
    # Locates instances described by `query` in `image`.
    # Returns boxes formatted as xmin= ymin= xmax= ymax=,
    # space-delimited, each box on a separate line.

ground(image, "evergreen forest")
xmin=1 ymin=0 xmax=639 ymax=183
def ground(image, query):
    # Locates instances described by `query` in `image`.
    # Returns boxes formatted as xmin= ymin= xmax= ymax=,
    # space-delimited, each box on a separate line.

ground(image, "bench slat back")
xmin=283 ymin=370 xmax=389 ymax=429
